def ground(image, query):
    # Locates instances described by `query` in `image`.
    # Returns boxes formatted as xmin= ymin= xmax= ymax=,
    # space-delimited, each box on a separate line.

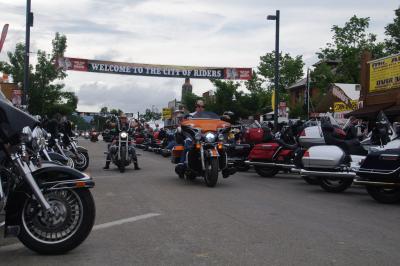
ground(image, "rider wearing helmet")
xmin=103 ymin=114 xmax=140 ymax=170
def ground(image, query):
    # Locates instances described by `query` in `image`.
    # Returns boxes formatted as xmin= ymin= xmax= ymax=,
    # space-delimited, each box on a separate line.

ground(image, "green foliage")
xmin=69 ymin=114 xmax=90 ymax=131
xmin=110 ymin=109 xmax=123 ymax=116
xmin=316 ymin=15 xmax=386 ymax=85
xmin=0 ymin=33 xmax=77 ymax=117
xmin=182 ymin=92 xmax=201 ymax=112
xmin=258 ymin=51 xmax=304 ymax=100
xmin=289 ymin=103 xmax=307 ymax=119
xmin=140 ymin=108 xmax=161 ymax=121
xmin=384 ymin=7 xmax=400 ymax=55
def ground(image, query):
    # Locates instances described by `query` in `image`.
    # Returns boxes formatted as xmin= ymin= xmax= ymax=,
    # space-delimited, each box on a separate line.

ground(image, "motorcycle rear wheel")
xmin=255 ymin=166 xmax=279 ymax=177
xmin=320 ymin=177 xmax=352 ymax=193
xmin=366 ymin=186 xmax=400 ymax=204
xmin=18 ymin=189 xmax=95 ymax=255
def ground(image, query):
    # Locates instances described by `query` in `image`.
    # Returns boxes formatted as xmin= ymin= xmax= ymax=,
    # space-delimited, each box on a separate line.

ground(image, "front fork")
xmin=12 ymin=154 xmax=51 ymax=211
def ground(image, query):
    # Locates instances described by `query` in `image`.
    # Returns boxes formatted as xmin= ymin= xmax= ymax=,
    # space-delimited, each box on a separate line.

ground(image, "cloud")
xmin=1 ymin=0 xmax=399 ymax=112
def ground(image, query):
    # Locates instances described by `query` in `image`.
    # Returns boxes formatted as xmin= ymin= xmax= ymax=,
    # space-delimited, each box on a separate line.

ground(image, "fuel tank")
xmin=302 ymin=145 xmax=345 ymax=169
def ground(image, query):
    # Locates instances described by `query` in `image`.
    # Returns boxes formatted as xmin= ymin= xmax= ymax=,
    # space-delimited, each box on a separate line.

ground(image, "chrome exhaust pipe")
xmin=296 ymin=169 xmax=356 ymax=179
xmin=244 ymin=161 xmax=295 ymax=169
xmin=354 ymin=180 xmax=400 ymax=187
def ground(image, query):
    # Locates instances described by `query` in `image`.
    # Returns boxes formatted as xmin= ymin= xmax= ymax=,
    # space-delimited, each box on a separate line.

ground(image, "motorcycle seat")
xmin=276 ymin=139 xmax=298 ymax=150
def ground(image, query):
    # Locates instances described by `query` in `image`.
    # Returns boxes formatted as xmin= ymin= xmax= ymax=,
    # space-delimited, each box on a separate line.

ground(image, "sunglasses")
xmin=196 ymin=105 xmax=205 ymax=108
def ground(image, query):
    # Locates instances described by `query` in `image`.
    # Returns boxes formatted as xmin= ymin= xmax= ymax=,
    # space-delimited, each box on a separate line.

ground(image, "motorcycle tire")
xmin=119 ymin=147 xmax=126 ymax=173
xmin=255 ymin=166 xmax=279 ymax=178
xmin=302 ymin=176 xmax=320 ymax=185
xmin=18 ymin=188 xmax=96 ymax=255
xmin=319 ymin=177 xmax=353 ymax=193
xmin=204 ymin=157 xmax=219 ymax=187
xmin=366 ymin=186 xmax=400 ymax=204
xmin=74 ymin=152 xmax=89 ymax=172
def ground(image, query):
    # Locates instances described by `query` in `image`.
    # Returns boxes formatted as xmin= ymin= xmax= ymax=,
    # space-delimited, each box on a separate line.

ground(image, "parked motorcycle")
xmin=245 ymin=122 xmax=302 ymax=177
xmin=172 ymin=111 xmax=236 ymax=187
xmin=293 ymin=112 xmax=397 ymax=193
xmin=0 ymin=100 xmax=96 ymax=254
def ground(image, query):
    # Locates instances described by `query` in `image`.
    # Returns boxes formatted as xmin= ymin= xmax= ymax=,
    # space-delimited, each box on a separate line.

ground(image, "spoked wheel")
xmin=320 ymin=177 xmax=353 ymax=193
xmin=255 ymin=166 xmax=279 ymax=177
xmin=366 ymin=186 xmax=400 ymax=204
xmin=74 ymin=152 xmax=89 ymax=171
xmin=18 ymin=189 xmax=95 ymax=254
xmin=204 ymin=157 xmax=219 ymax=187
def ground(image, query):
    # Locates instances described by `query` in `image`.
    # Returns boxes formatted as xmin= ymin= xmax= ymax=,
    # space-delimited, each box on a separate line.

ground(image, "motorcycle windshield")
xmin=376 ymin=111 xmax=397 ymax=139
xmin=191 ymin=111 xmax=220 ymax=120
xmin=0 ymin=99 xmax=38 ymax=142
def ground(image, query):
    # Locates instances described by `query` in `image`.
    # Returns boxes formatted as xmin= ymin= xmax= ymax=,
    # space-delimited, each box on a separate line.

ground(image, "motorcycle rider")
xmin=103 ymin=114 xmax=140 ymax=170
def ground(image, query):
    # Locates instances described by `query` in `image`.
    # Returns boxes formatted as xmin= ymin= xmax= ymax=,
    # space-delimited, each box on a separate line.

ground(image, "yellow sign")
xmin=271 ymin=90 xmax=275 ymax=111
xmin=369 ymin=54 xmax=400 ymax=92
xmin=162 ymin=108 xmax=172 ymax=119
xmin=333 ymin=100 xmax=358 ymax=113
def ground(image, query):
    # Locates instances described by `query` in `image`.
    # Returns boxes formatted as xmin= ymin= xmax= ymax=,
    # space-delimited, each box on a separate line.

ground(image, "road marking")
xmin=0 ymin=213 xmax=161 ymax=251
xmin=93 ymin=213 xmax=161 ymax=231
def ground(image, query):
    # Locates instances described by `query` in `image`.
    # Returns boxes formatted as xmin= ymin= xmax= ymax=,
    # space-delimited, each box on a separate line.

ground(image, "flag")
xmin=0 ymin=24 xmax=9 ymax=53
xmin=271 ymin=89 xmax=275 ymax=111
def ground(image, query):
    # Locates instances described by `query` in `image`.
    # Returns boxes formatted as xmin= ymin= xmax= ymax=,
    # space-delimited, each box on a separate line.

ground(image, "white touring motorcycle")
xmin=293 ymin=112 xmax=399 ymax=193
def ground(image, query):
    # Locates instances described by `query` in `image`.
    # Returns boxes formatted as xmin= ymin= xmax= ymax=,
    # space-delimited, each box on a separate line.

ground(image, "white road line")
xmin=93 ymin=213 xmax=161 ymax=231
xmin=0 ymin=213 xmax=161 ymax=251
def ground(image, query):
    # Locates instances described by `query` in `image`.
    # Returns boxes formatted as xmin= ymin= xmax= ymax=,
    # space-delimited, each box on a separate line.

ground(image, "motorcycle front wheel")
xmin=74 ymin=152 xmax=89 ymax=172
xmin=204 ymin=157 xmax=219 ymax=187
xmin=18 ymin=188 xmax=96 ymax=255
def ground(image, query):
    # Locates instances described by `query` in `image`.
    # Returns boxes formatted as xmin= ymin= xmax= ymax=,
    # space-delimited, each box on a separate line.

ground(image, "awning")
xmin=384 ymin=105 xmax=400 ymax=116
xmin=345 ymin=103 xmax=394 ymax=119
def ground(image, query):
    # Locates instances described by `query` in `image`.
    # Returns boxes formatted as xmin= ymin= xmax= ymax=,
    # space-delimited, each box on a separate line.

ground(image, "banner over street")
xmin=57 ymin=57 xmax=253 ymax=80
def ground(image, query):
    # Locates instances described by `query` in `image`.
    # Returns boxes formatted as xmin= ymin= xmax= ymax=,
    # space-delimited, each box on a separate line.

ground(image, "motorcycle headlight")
xmin=120 ymin=132 xmax=128 ymax=139
xmin=21 ymin=126 xmax=32 ymax=143
xmin=205 ymin=132 xmax=216 ymax=143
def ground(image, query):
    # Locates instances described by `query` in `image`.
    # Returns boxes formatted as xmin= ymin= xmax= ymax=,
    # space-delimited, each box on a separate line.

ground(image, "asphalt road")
xmin=1 ymin=138 xmax=400 ymax=266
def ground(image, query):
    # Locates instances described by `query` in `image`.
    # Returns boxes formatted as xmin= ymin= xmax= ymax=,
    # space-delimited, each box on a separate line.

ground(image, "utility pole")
xmin=23 ymin=0 xmax=33 ymax=106
xmin=267 ymin=10 xmax=280 ymax=131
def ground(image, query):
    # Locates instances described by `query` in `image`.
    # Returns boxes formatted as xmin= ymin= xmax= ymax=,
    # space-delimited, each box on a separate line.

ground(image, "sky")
xmin=0 ymin=0 xmax=398 ymax=113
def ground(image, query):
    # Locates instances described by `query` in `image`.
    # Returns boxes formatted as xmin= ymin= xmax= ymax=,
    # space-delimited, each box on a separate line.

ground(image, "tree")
xmin=384 ymin=7 xmax=400 ymax=55
xmin=182 ymin=92 xmax=201 ymax=112
xmin=100 ymin=106 xmax=109 ymax=115
xmin=110 ymin=109 xmax=123 ymax=116
xmin=0 ymin=33 xmax=77 ymax=117
xmin=258 ymin=51 xmax=304 ymax=102
xmin=317 ymin=15 xmax=386 ymax=84
xmin=140 ymin=108 xmax=161 ymax=121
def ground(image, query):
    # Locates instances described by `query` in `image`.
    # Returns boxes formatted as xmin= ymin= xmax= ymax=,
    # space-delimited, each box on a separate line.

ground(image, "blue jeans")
xmin=179 ymin=138 xmax=192 ymax=164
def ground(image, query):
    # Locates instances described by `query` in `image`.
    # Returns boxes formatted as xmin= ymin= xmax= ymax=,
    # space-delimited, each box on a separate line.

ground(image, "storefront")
xmin=347 ymin=52 xmax=400 ymax=121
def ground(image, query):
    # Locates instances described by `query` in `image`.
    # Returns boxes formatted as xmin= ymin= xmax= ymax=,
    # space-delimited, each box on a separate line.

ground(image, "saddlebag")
xmin=248 ymin=142 xmax=279 ymax=161
xmin=302 ymin=145 xmax=345 ymax=169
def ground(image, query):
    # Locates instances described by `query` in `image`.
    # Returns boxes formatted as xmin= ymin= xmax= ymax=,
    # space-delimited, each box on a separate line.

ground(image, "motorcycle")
xmin=90 ymin=130 xmax=99 ymax=142
xmin=245 ymin=122 xmax=303 ymax=178
xmin=172 ymin=111 xmax=236 ymax=187
xmin=293 ymin=112 xmax=398 ymax=193
xmin=61 ymin=131 xmax=90 ymax=172
xmin=0 ymin=100 xmax=96 ymax=254
xmin=353 ymin=126 xmax=400 ymax=203
xmin=106 ymin=116 xmax=137 ymax=173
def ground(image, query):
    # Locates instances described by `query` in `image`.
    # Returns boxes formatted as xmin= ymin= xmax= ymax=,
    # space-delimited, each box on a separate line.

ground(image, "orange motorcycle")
xmin=172 ymin=111 xmax=236 ymax=187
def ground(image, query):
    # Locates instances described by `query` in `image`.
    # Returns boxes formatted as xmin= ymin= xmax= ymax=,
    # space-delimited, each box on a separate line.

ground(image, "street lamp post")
xmin=23 ymin=0 xmax=33 ymax=107
xmin=267 ymin=10 xmax=280 ymax=131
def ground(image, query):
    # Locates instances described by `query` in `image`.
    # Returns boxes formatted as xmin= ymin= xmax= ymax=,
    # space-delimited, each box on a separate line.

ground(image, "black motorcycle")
xmin=354 ymin=123 xmax=400 ymax=204
xmin=0 ymin=100 xmax=96 ymax=254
